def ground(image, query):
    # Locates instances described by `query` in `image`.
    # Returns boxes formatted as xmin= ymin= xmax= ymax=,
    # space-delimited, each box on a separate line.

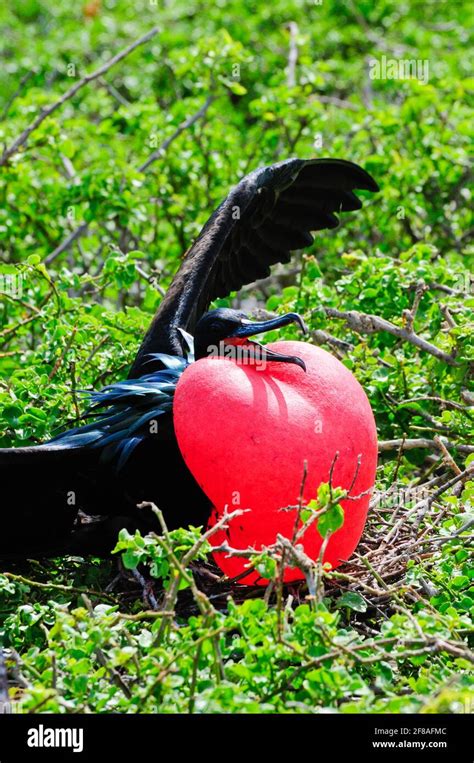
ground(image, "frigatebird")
xmin=0 ymin=158 xmax=378 ymax=558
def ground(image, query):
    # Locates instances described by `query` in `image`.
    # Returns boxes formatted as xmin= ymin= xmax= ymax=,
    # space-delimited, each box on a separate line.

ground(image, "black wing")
xmin=128 ymin=158 xmax=378 ymax=378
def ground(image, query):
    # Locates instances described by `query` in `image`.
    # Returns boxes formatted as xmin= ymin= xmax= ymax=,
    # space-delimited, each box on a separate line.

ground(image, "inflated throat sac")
xmin=173 ymin=341 xmax=378 ymax=584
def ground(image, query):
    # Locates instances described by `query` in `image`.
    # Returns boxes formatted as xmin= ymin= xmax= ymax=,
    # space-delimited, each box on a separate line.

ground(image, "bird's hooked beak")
xmin=228 ymin=312 xmax=308 ymax=371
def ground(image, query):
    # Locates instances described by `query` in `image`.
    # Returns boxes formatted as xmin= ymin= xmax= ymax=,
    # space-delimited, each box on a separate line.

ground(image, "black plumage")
xmin=0 ymin=158 xmax=378 ymax=558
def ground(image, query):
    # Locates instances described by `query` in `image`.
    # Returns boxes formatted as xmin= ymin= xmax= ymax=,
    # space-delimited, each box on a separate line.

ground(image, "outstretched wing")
xmin=128 ymin=158 xmax=378 ymax=377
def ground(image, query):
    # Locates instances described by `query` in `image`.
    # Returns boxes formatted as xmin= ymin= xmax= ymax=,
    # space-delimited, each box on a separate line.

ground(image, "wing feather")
xmin=128 ymin=157 xmax=378 ymax=377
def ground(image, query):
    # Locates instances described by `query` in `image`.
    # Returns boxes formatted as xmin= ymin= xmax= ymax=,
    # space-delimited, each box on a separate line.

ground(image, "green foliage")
xmin=1 ymin=525 xmax=472 ymax=714
xmin=113 ymin=524 xmax=210 ymax=588
xmin=0 ymin=0 xmax=473 ymax=714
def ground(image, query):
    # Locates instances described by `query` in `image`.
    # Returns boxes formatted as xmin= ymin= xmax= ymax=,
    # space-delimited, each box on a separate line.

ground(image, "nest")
xmin=107 ymin=462 xmax=472 ymax=633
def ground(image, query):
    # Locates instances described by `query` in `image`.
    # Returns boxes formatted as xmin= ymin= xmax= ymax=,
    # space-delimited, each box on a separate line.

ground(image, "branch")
xmin=2 ymin=571 xmax=118 ymax=604
xmin=0 ymin=70 xmax=35 ymax=122
xmin=0 ymin=648 xmax=9 ymax=704
xmin=323 ymin=306 xmax=460 ymax=366
xmin=315 ymin=94 xmax=360 ymax=112
xmin=44 ymin=222 xmax=89 ymax=265
xmin=0 ymin=26 xmax=160 ymax=166
xmin=402 ymin=279 xmax=428 ymax=332
xmin=138 ymin=94 xmax=215 ymax=173
xmin=310 ymin=329 xmax=354 ymax=353
xmin=398 ymin=395 xmax=471 ymax=412
xmin=44 ymin=95 xmax=214 ymax=262
xmin=286 ymin=22 xmax=299 ymax=88
xmin=380 ymin=464 xmax=474 ymax=546
xmin=378 ymin=438 xmax=474 ymax=454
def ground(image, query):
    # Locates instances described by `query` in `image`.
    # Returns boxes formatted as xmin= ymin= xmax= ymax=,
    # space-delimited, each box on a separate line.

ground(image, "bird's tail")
xmin=0 ymin=444 xmax=97 ymax=557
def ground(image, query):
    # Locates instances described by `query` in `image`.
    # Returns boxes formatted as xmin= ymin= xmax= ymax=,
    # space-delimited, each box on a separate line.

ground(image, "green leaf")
xmin=317 ymin=503 xmax=345 ymax=538
xmin=337 ymin=592 xmax=367 ymax=612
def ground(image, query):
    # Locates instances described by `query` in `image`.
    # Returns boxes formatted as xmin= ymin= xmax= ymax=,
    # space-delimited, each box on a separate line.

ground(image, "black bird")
xmin=0 ymin=158 xmax=378 ymax=558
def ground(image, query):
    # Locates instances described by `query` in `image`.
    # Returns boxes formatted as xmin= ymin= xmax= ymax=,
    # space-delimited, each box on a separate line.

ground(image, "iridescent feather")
xmin=50 ymin=330 xmax=194 ymax=469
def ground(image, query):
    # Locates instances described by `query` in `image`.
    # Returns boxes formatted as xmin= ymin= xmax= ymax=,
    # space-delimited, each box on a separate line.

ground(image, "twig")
xmin=315 ymin=94 xmax=360 ymax=112
xmin=45 ymin=95 xmax=215 ymax=261
xmin=322 ymin=306 xmax=459 ymax=366
xmin=378 ymin=438 xmax=474 ymax=454
xmin=3 ymin=572 xmax=118 ymax=604
xmin=277 ymin=535 xmax=317 ymax=597
xmin=45 ymin=223 xmax=89 ymax=265
xmin=286 ymin=22 xmax=299 ymax=88
xmin=69 ymin=360 xmax=81 ymax=421
xmin=433 ymin=435 xmax=462 ymax=476
xmin=0 ymin=312 xmax=43 ymax=340
xmin=399 ymin=395 xmax=471 ymax=412
xmin=311 ymin=329 xmax=354 ymax=353
xmin=48 ymin=326 xmax=77 ymax=380
xmin=439 ymin=303 xmax=457 ymax=329
xmin=113 ymin=610 xmax=174 ymax=622
xmin=130 ymin=568 xmax=159 ymax=610
xmin=402 ymin=279 xmax=428 ymax=332
xmin=0 ymin=70 xmax=34 ymax=121
xmin=97 ymin=76 xmax=131 ymax=107
xmin=0 ymin=647 xmax=9 ymax=704
xmin=137 ymin=94 xmax=215 ymax=173
xmin=81 ymin=595 xmax=132 ymax=699
xmin=0 ymin=27 xmax=160 ymax=166
xmin=347 ymin=454 xmax=362 ymax=495
xmin=135 ymin=263 xmax=166 ymax=297
xmin=381 ymin=464 xmax=474 ymax=546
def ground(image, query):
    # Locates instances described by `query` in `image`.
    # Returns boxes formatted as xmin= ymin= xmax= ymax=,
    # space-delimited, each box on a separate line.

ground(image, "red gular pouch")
xmin=173 ymin=341 xmax=378 ymax=585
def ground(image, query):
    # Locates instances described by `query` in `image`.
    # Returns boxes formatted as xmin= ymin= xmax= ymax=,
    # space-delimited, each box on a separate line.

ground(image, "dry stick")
xmin=113 ymin=610 xmax=173 ymax=622
xmin=264 ymin=635 xmax=430 ymax=701
xmin=328 ymin=451 xmax=339 ymax=503
xmin=1 ymin=290 xmax=42 ymax=315
xmin=97 ymin=76 xmax=131 ymax=108
xmin=381 ymin=464 xmax=474 ymax=547
xmin=0 ymin=26 xmax=160 ymax=167
xmin=400 ymin=395 xmax=471 ymax=412
xmin=138 ymin=501 xmax=245 ymax=643
xmin=137 ymin=624 xmax=229 ymax=710
xmin=3 ymin=572 xmax=118 ymax=604
xmin=0 ymin=312 xmax=42 ymax=340
xmin=280 ymin=535 xmax=318 ymax=597
xmin=347 ymin=453 xmax=362 ymax=495
xmin=135 ymin=264 xmax=166 ymax=297
xmin=276 ymin=462 xmax=308 ymax=640
xmin=137 ymin=94 xmax=215 ymax=173
xmin=0 ymin=351 xmax=21 ymax=358
xmin=0 ymin=71 xmax=35 ymax=122
xmin=48 ymin=325 xmax=77 ymax=380
xmin=433 ymin=435 xmax=462 ymax=476
xmin=69 ymin=360 xmax=81 ymax=421
xmin=430 ymin=282 xmax=468 ymax=298
xmin=439 ymin=303 xmax=457 ymax=329
xmin=378 ymin=438 xmax=474 ymax=455
xmin=315 ymin=94 xmax=360 ymax=111
xmin=323 ymin=306 xmax=459 ymax=366
xmin=286 ymin=22 xmax=299 ymax=87
xmin=391 ymin=434 xmax=406 ymax=485
xmin=81 ymin=595 xmax=132 ymax=699
xmin=311 ymin=329 xmax=354 ymax=353
xmin=0 ymin=647 xmax=9 ymax=705
xmin=44 ymin=223 xmax=89 ymax=265
xmin=403 ymin=279 xmax=428 ymax=333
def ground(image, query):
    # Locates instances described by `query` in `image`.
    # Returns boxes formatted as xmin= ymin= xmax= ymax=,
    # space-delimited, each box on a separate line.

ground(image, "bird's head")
xmin=193 ymin=308 xmax=308 ymax=371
